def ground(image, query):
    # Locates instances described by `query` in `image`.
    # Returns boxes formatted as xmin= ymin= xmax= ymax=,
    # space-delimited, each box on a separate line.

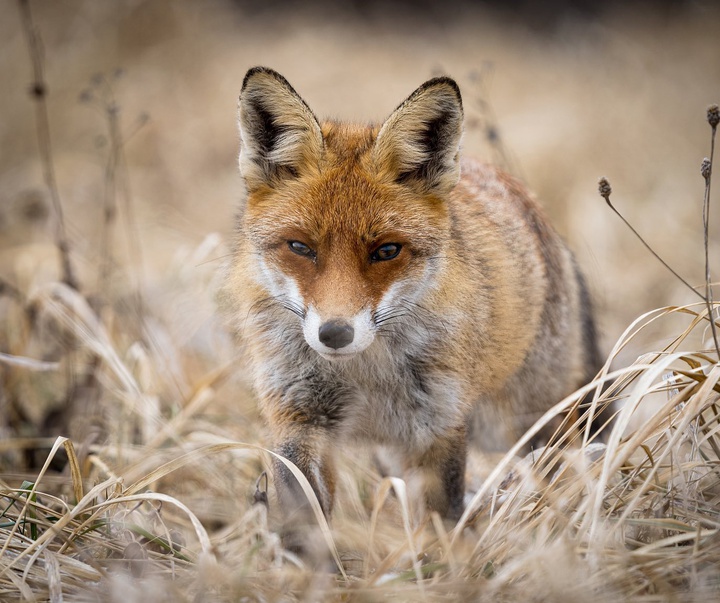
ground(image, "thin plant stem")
xmin=18 ymin=0 xmax=78 ymax=291
xmin=98 ymin=91 xmax=119 ymax=295
xmin=702 ymin=104 xmax=720 ymax=358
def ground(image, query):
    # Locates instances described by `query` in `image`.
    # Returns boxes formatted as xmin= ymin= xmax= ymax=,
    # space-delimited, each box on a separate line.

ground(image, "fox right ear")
xmin=238 ymin=67 xmax=323 ymax=191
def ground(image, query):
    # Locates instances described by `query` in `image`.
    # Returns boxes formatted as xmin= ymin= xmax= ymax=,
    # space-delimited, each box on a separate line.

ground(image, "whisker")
xmin=403 ymin=300 xmax=451 ymax=335
xmin=279 ymin=300 xmax=305 ymax=318
xmin=250 ymin=294 xmax=305 ymax=319
xmin=372 ymin=298 xmax=449 ymax=344
xmin=373 ymin=309 xmax=409 ymax=325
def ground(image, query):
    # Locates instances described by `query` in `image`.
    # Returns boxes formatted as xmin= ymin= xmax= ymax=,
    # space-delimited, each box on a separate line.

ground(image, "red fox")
xmin=223 ymin=67 xmax=601 ymax=523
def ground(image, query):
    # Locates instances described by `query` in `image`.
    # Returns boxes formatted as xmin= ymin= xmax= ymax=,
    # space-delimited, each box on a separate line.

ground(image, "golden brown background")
xmin=2 ymin=0 xmax=719 ymax=371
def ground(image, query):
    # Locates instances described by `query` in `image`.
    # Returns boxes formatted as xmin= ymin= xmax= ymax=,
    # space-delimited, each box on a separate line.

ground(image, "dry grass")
xmin=1 ymin=291 xmax=719 ymax=601
xmin=2 ymin=1 xmax=720 ymax=601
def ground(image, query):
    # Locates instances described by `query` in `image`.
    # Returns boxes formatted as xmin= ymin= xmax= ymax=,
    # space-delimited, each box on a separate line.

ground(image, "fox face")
xmin=238 ymin=67 xmax=462 ymax=360
xmin=247 ymin=182 xmax=446 ymax=359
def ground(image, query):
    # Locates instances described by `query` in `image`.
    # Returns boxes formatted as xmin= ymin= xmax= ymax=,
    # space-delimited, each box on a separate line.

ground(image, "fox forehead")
xmin=321 ymin=121 xmax=378 ymax=163
xmin=245 ymin=121 xmax=450 ymax=251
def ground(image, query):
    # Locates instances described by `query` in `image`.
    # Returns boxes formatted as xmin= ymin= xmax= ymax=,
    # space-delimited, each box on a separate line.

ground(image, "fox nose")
xmin=318 ymin=319 xmax=355 ymax=349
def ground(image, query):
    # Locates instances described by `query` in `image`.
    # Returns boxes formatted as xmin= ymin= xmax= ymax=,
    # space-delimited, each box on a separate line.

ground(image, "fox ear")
xmin=238 ymin=67 xmax=323 ymax=190
xmin=373 ymin=77 xmax=463 ymax=194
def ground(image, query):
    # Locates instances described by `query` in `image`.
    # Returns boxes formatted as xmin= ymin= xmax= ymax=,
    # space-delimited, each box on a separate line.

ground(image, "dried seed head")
xmin=598 ymin=177 xmax=612 ymax=201
xmin=708 ymin=104 xmax=720 ymax=129
xmin=30 ymin=82 xmax=46 ymax=98
xmin=701 ymin=157 xmax=712 ymax=180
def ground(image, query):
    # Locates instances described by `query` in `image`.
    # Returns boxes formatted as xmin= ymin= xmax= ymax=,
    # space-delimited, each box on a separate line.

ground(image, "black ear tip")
xmin=242 ymin=66 xmax=268 ymax=90
xmin=398 ymin=76 xmax=463 ymax=114
xmin=242 ymin=66 xmax=290 ymax=92
xmin=423 ymin=76 xmax=462 ymax=106
xmin=241 ymin=67 xmax=305 ymax=104
xmin=426 ymin=75 xmax=460 ymax=90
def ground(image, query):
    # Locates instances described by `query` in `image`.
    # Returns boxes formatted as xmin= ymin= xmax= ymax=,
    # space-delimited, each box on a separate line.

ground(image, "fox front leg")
xmin=272 ymin=429 xmax=337 ymax=521
xmin=417 ymin=425 xmax=467 ymax=521
xmin=264 ymin=374 xmax=345 ymax=526
xmin=266 ymin=427 xmax=338 ymax=559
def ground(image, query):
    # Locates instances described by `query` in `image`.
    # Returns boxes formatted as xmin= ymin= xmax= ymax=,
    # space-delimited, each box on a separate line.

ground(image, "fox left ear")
xmin=238 ymin=67 xmax=323 ymax=191
xmin=373 ymin=77 xmax=463 ymax=194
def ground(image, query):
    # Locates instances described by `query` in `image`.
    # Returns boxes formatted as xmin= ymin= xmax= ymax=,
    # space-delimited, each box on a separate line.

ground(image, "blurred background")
xmin=1 ymin=0 xmax=719 ymax=455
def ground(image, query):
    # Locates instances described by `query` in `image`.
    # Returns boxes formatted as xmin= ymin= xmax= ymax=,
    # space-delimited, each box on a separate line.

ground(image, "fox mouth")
xmin=317 ymin=349 xmax=358 ymax=361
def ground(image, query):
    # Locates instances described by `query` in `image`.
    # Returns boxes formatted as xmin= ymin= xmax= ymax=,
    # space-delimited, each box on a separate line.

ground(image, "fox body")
xmin=224 ymin=67 xmax=600 ymax=520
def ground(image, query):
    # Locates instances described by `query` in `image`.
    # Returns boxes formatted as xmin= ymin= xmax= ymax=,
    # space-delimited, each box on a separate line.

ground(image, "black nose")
xmin=318 ymin=319 xmax=354 ymax=349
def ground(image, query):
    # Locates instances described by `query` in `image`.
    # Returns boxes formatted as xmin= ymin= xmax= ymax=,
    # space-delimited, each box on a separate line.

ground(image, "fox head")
xmin=237 ymin=67 xmax=463 ymax=360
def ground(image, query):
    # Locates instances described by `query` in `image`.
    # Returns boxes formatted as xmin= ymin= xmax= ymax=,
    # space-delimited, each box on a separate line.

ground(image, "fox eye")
xmin=288 ymin=240 xmax=315 ymax=258
xmin=371 ymin=243 xmax=402 ymax=262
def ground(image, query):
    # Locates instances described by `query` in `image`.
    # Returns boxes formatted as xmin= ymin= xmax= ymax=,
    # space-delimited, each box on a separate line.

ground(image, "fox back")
xmin=223 ymin=67 xmax=600 ymax=523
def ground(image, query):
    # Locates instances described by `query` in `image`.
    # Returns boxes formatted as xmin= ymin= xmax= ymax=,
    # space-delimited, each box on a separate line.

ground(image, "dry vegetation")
xmin=2 ymin=1 xmax=720 ymax=601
